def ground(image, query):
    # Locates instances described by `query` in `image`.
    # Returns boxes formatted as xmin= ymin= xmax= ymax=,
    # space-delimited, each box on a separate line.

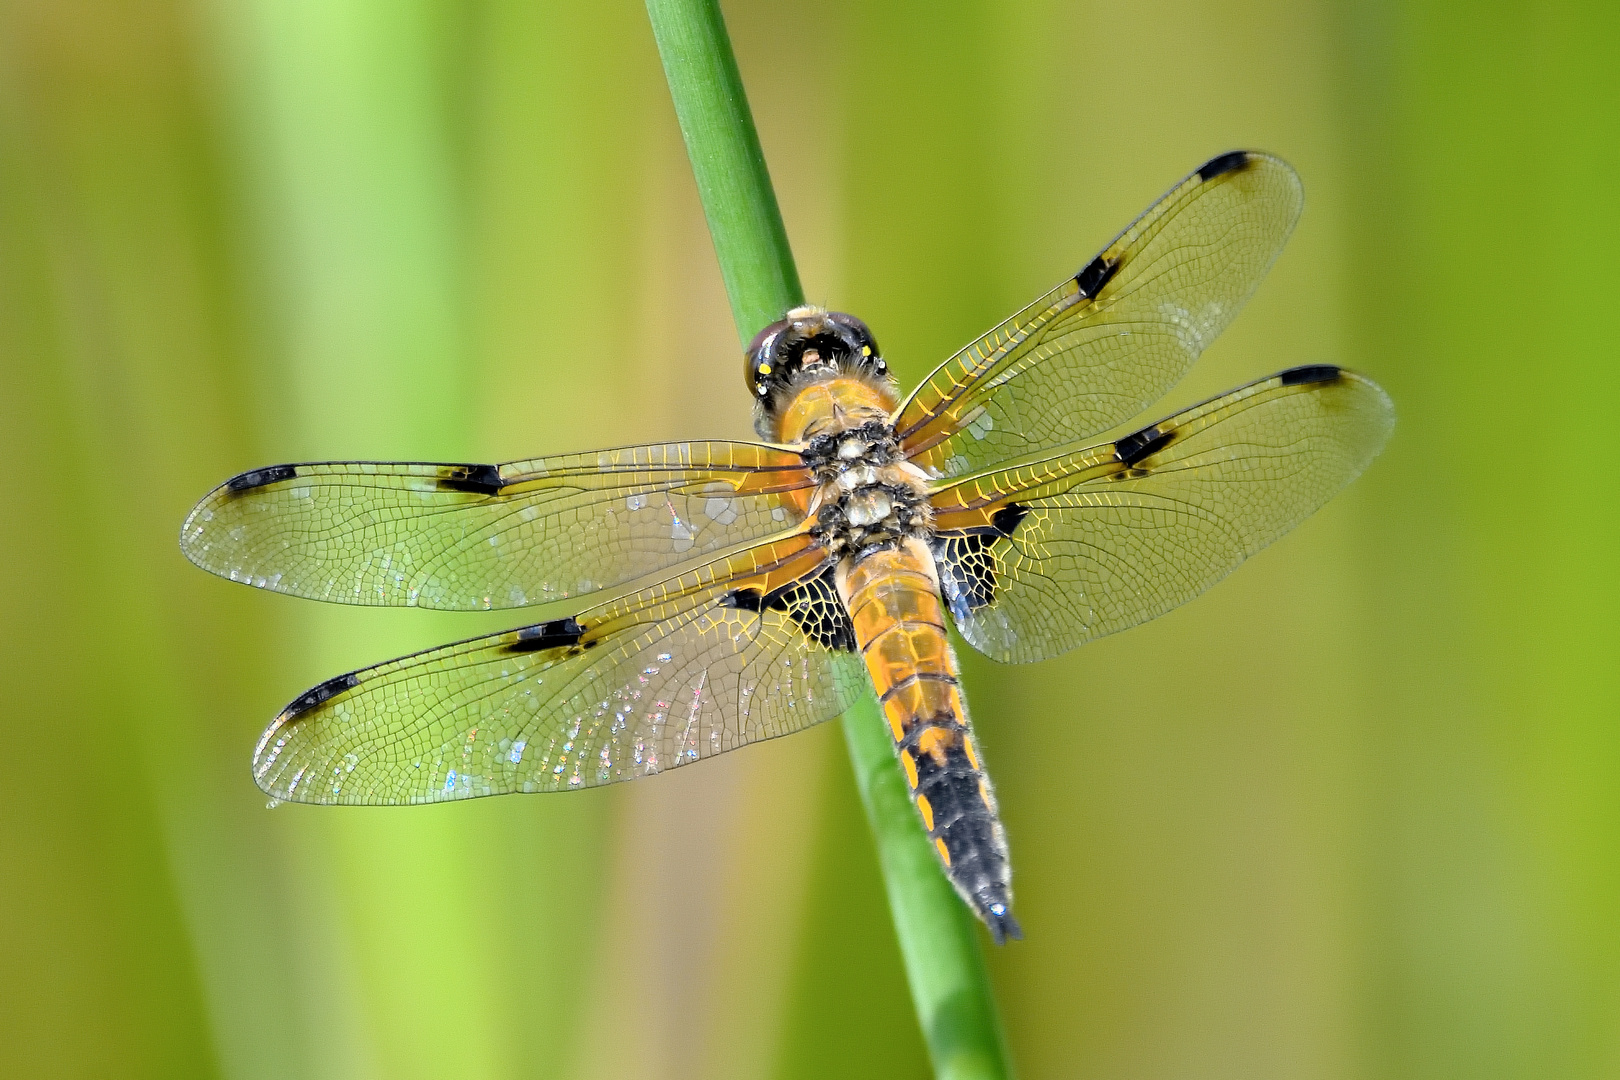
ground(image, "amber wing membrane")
xmin=894 ymin=151 xmax=1304 ymax=480
xmin=927 ymin=366 xmax=1394 ymax=664
xmin=251 ymin=533 xmax=868 ymax=804
xmin=180 ymin=442 xmax=813 ymax=609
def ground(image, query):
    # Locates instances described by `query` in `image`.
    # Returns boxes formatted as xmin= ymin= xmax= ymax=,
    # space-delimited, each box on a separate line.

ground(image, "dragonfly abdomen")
xmin=837 ymin=539 xmax=1021 ymax=944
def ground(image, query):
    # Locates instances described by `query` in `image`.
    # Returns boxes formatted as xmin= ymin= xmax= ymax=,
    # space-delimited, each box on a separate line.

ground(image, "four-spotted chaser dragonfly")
xmin=182 ymin=151 xmax=1393 ymax=943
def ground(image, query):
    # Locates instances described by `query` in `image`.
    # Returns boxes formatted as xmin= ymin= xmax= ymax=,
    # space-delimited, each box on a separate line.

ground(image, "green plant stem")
xmin=644 ymin=0 xmax=802 ymax=345
xmin=644 ymin=2 xmax=1013 ymax=1076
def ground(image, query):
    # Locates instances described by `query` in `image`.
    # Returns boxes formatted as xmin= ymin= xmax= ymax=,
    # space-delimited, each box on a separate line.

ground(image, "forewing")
xmin=251 ymin=535 xmax=867 ymax=804
xmin=927 ymin=366 xmax=1394 ymax=663
xmin=895 ymin=151 xmax=1304 ymax=479
xmin=181 ymin=442 xmax=813 ymax=609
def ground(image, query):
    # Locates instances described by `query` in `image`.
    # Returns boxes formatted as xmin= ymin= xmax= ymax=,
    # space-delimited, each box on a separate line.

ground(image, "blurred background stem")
xmin=644 ymin=1 xmax=1013 ymax=1076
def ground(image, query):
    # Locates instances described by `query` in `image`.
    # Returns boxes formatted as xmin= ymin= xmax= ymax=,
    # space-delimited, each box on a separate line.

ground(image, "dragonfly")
xmin=181 ymin=151 xmax=1393 ymax=944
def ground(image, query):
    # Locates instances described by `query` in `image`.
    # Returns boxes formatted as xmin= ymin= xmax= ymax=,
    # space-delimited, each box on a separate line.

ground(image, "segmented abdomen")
xmin=836 ymin=539 xmax=1021 ymax=943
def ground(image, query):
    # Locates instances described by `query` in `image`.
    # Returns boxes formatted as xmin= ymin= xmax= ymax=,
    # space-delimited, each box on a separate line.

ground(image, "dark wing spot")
xmin=437 ymin=463 xmax=504 ymax=495
xmin=718 ymin=588 xmax=767 ymax=613
xmin=723 ymin=562 xmax=854 ymax=651
xmin=1115 ymin=424 xmax=1175 ymax=467
xmin=1074 ymin=254 xmax=1121 ymax=298
xmin=226 ymin=464 xmax=298 ymax=492
xmin=931 ymin=504 xmax=1025 ymax=623
xmin=504 ymin=617 xmax=585 ymax=653
xmin=283 ymin=672 xmax=360 ymax=720
xmin=989 ymin=502 xmax=1029 ymax=538
xmin=769 ymin=563 xmax=857 ymax=652
xmin=1278 ymin=364 xmax=1342 ymax=387
xmin=1197 ymin=150 xmax=1252 ymax=181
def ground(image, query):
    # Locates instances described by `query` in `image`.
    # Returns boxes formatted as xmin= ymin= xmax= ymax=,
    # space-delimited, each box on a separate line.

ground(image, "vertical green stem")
xmin=644 ymin=2 xmax=1013 ymax=1076
xmin=644 ymin=0 xmax=802 ymax=342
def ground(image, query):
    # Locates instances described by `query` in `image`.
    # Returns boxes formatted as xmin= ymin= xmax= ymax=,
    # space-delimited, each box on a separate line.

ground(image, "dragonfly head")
xmin=746 ymin=306 xmax=890 ymax=437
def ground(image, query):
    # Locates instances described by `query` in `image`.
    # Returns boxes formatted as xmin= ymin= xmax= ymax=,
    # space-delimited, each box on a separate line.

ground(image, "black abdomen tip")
xmin=976 ymin=885 xmax=1023 ymax=945
xmin=1197 ymin=150 xmax=1252 ymax=181
xmin=990 ymin=910 xmax=1023 ymax=945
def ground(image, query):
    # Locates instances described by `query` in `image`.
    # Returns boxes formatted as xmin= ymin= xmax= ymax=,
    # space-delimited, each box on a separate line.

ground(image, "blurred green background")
xmin=2 ymin=0 xmax=1616 ymax=1077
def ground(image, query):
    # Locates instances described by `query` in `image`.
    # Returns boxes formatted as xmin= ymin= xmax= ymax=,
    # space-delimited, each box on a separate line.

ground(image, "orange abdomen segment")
xmin=837 ymin=540 xmax=1021 ymax=943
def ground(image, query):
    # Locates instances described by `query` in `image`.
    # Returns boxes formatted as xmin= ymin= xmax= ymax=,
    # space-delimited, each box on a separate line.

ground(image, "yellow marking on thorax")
xmin=776 ymin=375 xmax=897 ymax=444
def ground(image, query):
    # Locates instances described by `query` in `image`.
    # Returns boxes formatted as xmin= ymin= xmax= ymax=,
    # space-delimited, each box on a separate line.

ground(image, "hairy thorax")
xmin=778 ymin=375 xmax=935 ymax=561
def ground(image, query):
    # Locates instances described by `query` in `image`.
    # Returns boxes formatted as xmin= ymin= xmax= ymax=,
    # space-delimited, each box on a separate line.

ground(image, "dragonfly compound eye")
xmin=745 ymin=306 xmax=887 ymax=405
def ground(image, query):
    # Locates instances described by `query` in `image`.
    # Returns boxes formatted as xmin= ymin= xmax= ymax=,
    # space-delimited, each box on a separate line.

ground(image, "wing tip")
xmin=251 ymin=671 xmax=362 ymax=803
xmin=184 ymin=464 xmax=300 ymax=579
xmin=1278 ymin=365 xmax=1396 ymax=438
xmin=1194 ymin=150 xmax=1302 ymax=203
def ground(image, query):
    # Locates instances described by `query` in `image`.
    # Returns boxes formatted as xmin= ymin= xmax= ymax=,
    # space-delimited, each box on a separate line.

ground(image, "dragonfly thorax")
xmin=803 ymin=419 xmax=935 ymax=559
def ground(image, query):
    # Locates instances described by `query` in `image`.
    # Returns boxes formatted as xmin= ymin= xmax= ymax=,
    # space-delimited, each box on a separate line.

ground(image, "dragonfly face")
xmin=181 ymin=150 xmax=1394 ymax=945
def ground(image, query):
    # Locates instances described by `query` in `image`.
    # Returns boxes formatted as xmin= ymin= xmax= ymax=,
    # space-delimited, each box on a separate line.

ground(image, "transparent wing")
xmin=895 ymin=151 xmax=1304 ymax=479
xmin=180 ymin=442 xmax=814 ymax=609
xmin=927 ymin=365 xmax=1394 ymax=663
xmin=251 ymin=534 xmax=868 ymax=804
